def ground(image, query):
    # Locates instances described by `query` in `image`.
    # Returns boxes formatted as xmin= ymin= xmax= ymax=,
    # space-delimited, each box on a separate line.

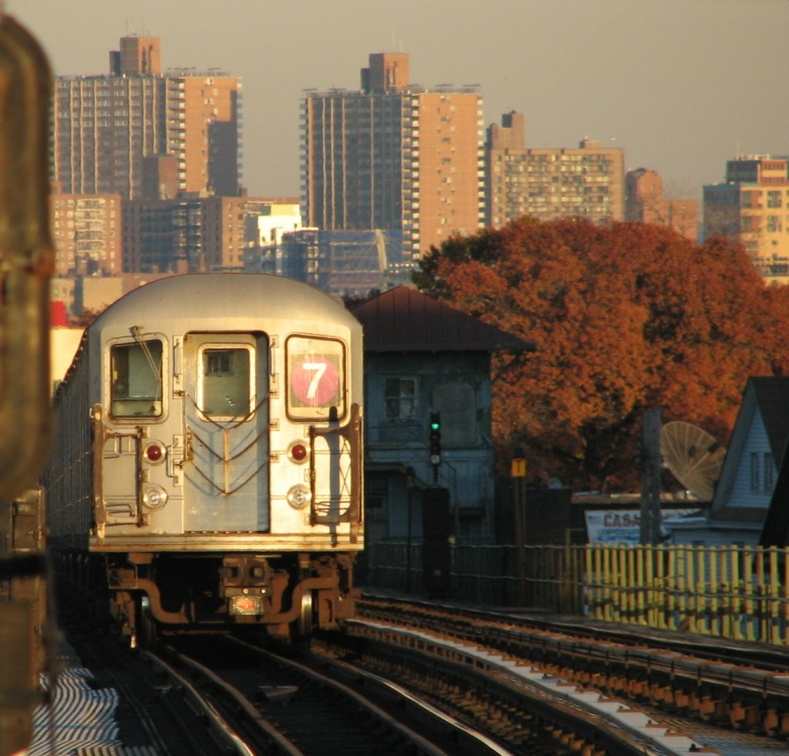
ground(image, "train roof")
xmin=91 ymin=273 xmax=361 ymax=334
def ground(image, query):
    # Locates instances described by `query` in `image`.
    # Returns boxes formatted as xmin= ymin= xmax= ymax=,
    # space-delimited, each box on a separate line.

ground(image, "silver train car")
xmin=46 ymin=273 xmax=363 ymax=643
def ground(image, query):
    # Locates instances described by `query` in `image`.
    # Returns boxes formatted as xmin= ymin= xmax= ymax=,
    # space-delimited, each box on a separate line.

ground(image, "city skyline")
xmin=13 ymin=0 xmax=789 ymax=199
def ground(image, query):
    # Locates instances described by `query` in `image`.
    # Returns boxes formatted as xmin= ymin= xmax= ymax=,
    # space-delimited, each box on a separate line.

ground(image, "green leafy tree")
xmin=414 ymin=218 xmax=788 ymax=491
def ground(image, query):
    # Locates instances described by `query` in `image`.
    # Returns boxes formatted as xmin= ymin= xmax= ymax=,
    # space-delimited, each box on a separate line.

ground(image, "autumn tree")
xmin=414 ymin=218 xmax=789 ymax=491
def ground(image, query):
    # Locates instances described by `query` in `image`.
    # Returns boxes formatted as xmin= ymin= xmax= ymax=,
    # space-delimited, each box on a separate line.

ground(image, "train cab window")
xmin=199 ymin=346 xmax=252 ymax=419
xmin=286 ymin=336 xmax=345 ymax=421
xmin=110 ymin=340 xmax=163 ymax=418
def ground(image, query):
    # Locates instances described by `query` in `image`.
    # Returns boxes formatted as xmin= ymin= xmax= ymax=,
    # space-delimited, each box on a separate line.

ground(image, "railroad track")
xmin=53 ymin=593 xmax=789 ymax=754
xmin=52 ymin=613 xmax=248 ymax=755
xmin=356 ymin=592 xmax=789 ymax=748
xmin=160 ymin=632 xmax=507 ymax=754
xmin=314 ymin=620 xmax=718 ymax=755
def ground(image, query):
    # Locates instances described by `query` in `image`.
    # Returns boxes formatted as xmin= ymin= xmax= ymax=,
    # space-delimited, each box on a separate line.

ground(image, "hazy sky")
xmin=12 ymin=0 xmax=789 ymax=199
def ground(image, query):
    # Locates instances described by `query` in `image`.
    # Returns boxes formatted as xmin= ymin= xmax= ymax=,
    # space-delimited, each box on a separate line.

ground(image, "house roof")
xmin=756 ymin=377 xmax=789 ymax=547
xmin=711 ymin=376 xmax=789 ymax=530
xmin=351 ymin=286 xmax=536 ymax=353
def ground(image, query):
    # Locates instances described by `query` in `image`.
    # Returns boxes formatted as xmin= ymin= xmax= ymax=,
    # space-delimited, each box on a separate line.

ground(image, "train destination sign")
xmin=287 ymin=335 xmax=345 ymax=420
xmin=291 ymin=356 xmax=340 ymax=406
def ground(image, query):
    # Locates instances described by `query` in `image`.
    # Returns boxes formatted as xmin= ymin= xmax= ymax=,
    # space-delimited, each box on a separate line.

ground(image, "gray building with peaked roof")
xmin=668 ymin=377 xmax=789 ymax=546
xmin=352 ymin=286 xmax=534 ymax=546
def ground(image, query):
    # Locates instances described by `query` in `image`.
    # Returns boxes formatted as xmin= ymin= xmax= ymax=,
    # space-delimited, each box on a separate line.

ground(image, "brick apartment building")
xmin=486 ymin=111 xmax=624 ymax=227
xmin=625 ymin=168 xmax=699 ymax=241
xmin=50 ymin=190 xmax=122 ymax=275
xmin=302 ymin=53 xmax=484 ymax=259
xmin=52 ymin=36 xmax=241 ymax=200
xmin=704 ymin=157 xmax=789 ymax=282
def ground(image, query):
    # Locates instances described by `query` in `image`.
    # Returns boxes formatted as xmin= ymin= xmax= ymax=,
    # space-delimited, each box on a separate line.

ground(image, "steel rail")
xmin=359 ymin=592 xmax=789 ymax=740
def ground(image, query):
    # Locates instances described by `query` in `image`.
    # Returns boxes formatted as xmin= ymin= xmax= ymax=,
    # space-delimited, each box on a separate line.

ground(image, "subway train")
xmin=45 ymin=273 xmax=364 ymax=645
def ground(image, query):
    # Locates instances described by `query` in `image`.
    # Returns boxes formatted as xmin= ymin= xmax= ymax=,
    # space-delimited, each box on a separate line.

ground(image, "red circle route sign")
xmin=291 ymin=357 xmax=340 ymax=406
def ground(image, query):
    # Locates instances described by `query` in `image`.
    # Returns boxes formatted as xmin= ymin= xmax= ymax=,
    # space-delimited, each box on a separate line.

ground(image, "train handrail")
xmin=309 ymin=402 xmax=363 ymax=539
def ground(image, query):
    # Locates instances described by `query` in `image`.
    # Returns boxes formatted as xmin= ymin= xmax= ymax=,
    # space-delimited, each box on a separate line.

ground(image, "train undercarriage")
xmin=55 ymin=549 xmax=359 ymax=647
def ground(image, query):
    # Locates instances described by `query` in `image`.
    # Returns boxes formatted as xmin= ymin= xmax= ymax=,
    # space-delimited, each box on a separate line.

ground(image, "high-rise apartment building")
xmin=51 ymin=190 xmax=122 ymax=275
xmin=486 ymin=111 xmax=624 ymax=226
xmin=123 ymin=196 xmax=283 ymax=273
xmin=704 ymin=157 xmax=789 ymax=281
xmin=52 ymin=36 xmax=241 ymax=200
xmin=625 ymin=168 xmax=698 ymax=241
xmin=302 ymin=53 xmax=484 ymax=259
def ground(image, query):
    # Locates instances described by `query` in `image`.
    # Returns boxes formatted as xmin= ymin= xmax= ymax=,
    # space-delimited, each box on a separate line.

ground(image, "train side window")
xmin=199 ymin=346 xmax=252 ymax=419
xmin=286 ymin=336 xmax=345 ymax=421
xmin=110 ymin=340 xmax=163 ymax=418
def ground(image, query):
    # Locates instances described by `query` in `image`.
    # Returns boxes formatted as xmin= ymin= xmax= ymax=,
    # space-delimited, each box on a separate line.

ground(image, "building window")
xmin=385 ymin=377 xmax=417 ymax=420
xmin=751 ymin=451 xmax=775 ymax=493
xmin=365 ymin=475 xmax=388 ymax=510
xmin=751 ymin=452 xmax=760 ymax=492
xmin=765 ymin=453 xmax=774 ymax=491
xmin=767 ymin=191 xmax=782 ymax=209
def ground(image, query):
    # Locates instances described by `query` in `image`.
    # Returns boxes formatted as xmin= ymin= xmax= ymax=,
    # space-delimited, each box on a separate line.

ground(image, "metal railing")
xmin=364 ymin=542 xmax=789 ymax=645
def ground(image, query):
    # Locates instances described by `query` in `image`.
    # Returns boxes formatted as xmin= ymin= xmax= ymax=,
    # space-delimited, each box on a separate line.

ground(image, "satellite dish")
xmin=660 ymin=421 xmax=726 ymax=501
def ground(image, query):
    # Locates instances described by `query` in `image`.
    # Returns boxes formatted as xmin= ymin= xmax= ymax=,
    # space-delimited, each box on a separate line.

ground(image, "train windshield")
xmin=110 ymin=340 xmax=163 ymax=418
xmin=286 ymin=336 xmax=345 ymax=421
xmin=199 ymin=346 xmax=253 ymax=419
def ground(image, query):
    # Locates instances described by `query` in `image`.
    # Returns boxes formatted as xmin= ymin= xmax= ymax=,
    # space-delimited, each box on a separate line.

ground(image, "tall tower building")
xmin=302 ymin=53 xmax=484 ymax=259
xmin=625 ymin=168 xmax=698 ymax=241
xmin=52 ymin=36 xmax=241 ymax=200
xmin=486 ymin=112 xmax=624 ymax=226
xmin=704 ymin=156 xmax=789 ymax=281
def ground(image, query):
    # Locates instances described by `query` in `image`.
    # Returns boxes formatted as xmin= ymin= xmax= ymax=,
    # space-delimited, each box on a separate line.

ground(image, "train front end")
xmin=52 ymin=274 xmax=363 ymax=642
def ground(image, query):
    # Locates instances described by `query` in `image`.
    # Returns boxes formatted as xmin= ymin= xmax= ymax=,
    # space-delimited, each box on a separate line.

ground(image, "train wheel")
xmin=132 ymin=595 xmax=157 ymax=651
xmin=296 ymin=590 xmax=314 ymax=640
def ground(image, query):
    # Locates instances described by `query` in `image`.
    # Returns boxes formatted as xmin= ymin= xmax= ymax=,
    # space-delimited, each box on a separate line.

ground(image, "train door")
xmin=182 ymin=333 xmax=269 ymax=532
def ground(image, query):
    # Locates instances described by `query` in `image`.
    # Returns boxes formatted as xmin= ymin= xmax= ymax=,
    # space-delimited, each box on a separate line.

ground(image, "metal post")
xmin=511 ymin=457 xmax=527 ymax=605
xmin=405 ymin=468 xmax=414 ymax=593
xmin=640 ymin=409 xmax=662 ymax=545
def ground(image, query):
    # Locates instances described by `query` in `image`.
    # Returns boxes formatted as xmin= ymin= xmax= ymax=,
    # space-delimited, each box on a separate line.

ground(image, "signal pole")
xmin=429 ymin=412 xmax=441 ymax=484
xmin=512 ymin=456 xmax=527 ymax=605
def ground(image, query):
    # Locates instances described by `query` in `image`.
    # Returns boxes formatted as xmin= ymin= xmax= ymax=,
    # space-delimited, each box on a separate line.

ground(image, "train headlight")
xmin=286 ymin=485 xmax=311 ymax=510
xmin=230 ymin=594 xmax=262 ymax=615
xmin=142 ymin=441 xmax=167 ymax=465
xmin=288 ymin=441 xmax=309 ymax=464
xmin=142 ymin=484 xmax=168 ymax=510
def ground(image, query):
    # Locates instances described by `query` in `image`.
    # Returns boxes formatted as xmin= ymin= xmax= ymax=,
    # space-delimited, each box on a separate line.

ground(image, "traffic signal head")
xmin=429 ymin=412 xmax=441 ymax=465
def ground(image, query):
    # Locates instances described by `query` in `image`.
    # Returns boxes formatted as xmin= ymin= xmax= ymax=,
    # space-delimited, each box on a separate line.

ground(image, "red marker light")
xmin=290 ymin=443 xmax=308 ymax=462
xmin=143 ymin=442 xmax=166 ymax=464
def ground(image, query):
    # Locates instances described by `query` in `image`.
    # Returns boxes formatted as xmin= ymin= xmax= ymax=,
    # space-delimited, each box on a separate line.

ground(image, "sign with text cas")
xmin=511 ymin=458 xmax=527 ymax=477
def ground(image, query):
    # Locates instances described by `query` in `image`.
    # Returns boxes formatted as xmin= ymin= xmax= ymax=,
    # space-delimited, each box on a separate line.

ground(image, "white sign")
xmin=584 ymin=509 xmax=699 ymax=544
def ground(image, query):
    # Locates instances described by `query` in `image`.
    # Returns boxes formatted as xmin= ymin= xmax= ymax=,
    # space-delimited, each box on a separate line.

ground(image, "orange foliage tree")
xmin=414 ymin=218 xmax=789 ymax=491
